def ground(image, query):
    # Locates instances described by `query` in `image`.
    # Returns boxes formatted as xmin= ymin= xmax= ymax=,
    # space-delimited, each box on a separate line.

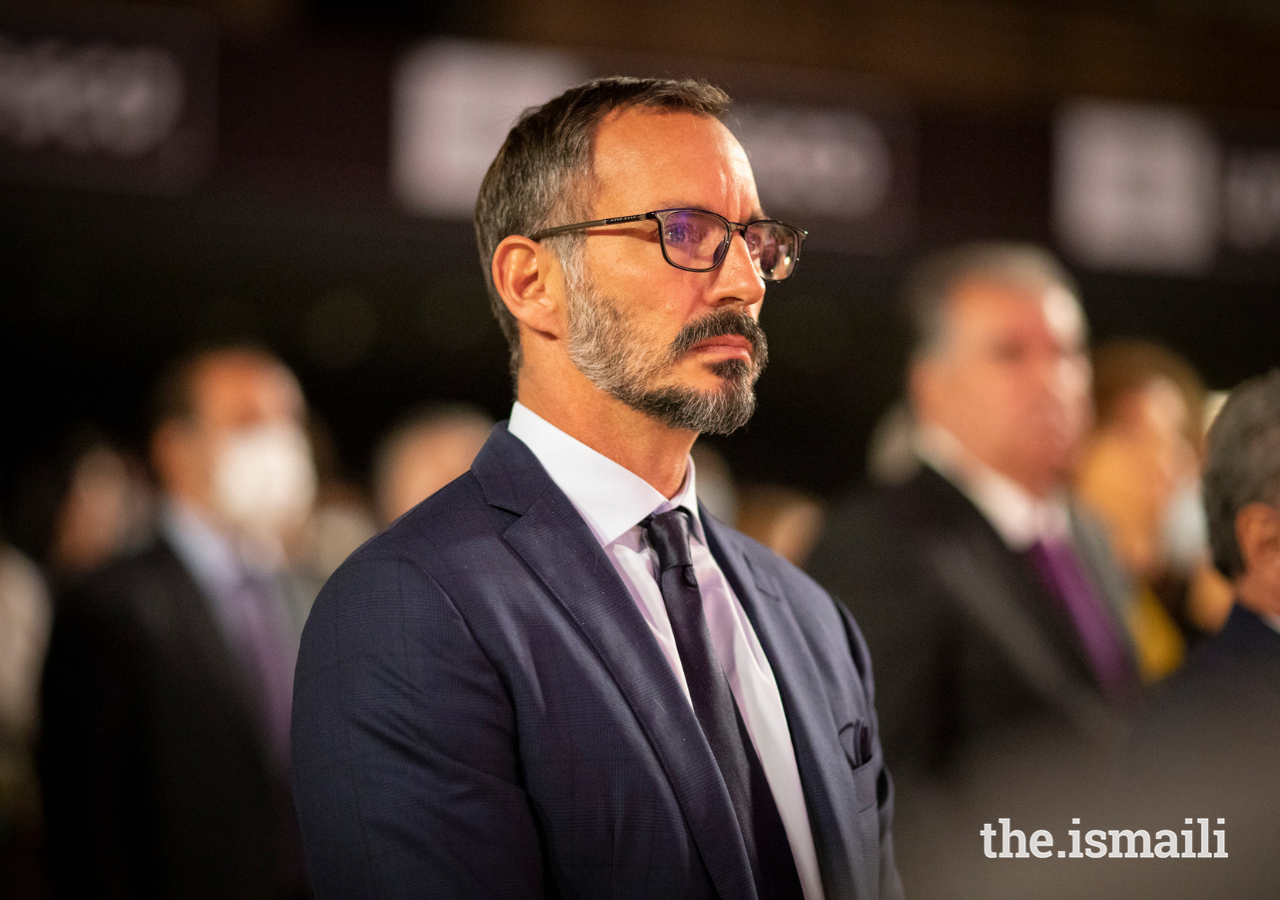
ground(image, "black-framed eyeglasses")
xmin=529 ymin=208 xmax=808 ymax=282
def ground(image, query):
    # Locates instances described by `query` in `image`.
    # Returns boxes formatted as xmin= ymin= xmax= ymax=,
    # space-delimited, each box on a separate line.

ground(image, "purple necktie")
xmin=228 ymin=573 xmax=296 ymax=770
xmin=1025 ymin=538 xmax=1134 ymax=700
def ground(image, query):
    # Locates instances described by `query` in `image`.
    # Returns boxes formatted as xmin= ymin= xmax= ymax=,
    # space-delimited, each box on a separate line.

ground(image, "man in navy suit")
xmin=1149 ymin=369 xmax=1280 ymax=717
xmin=291 ymin=77 xmax=901 ymax=899
xmin=1122 ymin=371 xmax=1280 ymax=900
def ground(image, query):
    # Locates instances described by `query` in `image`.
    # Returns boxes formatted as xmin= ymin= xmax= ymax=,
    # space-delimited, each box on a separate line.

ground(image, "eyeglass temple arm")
xmin=529 ymin=213 xmax=652 ymax=242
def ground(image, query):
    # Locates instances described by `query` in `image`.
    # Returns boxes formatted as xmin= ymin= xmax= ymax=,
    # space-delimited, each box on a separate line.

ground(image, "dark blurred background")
xmin=4 ymin=0 xmax=1279 ymax=505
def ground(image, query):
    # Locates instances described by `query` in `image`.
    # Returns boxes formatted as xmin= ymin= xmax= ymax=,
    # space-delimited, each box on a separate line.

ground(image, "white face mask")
xmin=1161 ymin=479 xmax=1209 ymax=574
xmin=212 ymin=422 xmax=317 ymax=533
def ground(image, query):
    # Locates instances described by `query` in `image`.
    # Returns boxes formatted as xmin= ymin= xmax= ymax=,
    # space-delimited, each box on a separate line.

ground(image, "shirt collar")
xmin=159 ymin=498 xmax=244 ymax=603
xmin=915 ymin=421 xmax=1070 ymax=551
xmin=507 ymin=401 xmax=704 ymax=547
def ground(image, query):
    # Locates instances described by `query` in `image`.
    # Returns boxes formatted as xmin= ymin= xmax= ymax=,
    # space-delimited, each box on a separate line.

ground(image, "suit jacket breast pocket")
xmin=838 ymin=720 xmax=880 ymax=813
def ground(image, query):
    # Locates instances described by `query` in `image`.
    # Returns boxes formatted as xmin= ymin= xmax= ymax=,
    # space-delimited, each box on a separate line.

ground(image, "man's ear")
xmin=1236 ymin=502 xmax=1280 ymax=581
xmin=491 ymin=235 xmax=567 ymax=341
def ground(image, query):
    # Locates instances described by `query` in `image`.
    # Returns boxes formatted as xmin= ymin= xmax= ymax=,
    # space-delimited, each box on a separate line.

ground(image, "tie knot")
xmin=1026 ymin=537 xmax=1073 ymax=568
xmin=642 ymin=508 xmax=694 ymax=572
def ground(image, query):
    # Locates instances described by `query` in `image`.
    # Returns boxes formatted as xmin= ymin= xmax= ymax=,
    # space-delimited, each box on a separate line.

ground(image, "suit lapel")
xmin=1070 ymin=505 xmax=1142 ymax=681
xmin=937 ymin=536 xmax=1115 ymax=727
xmin=911 ymin=474 xmax=1124 ymax=741
xmin=474 ymin=427 xmax=757 ymax=900
xmin=138 ymin=540 xmax=270 ymax=739
xmin=701 ymin=511 xmax=868 ymax=900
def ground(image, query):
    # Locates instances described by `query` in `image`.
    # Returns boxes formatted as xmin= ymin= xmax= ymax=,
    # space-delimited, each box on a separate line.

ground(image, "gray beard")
xmin=564 ymin=268 xmax=768 ymax=436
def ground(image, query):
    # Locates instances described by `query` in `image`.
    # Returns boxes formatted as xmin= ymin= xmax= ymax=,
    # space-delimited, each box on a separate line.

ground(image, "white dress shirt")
xmin=914 ymin=422 xmax=1072 ymax=551
xmin=507 ymin=402 xmax=825 ymax=900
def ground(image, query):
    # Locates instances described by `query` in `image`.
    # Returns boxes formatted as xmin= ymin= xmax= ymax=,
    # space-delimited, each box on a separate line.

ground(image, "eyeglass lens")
xmin=659 ymin=210 xmax=800 ymax=281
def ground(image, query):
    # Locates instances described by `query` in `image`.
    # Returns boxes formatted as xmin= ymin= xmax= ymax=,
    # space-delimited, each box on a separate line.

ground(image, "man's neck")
xmin=162 ymin=493 xmax=285 ymax=574
xmin=916 ymin=420 xmax=1058 ymax=500
xmin=517 ymin=379 xmax=695 ymax=500
xmin=915 ymin=422 xmax=1070 ymax=549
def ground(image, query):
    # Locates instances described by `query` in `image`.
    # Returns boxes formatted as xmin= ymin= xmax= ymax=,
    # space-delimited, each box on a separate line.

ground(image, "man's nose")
xmin=710 ymin=231 xmax=766 ymax=307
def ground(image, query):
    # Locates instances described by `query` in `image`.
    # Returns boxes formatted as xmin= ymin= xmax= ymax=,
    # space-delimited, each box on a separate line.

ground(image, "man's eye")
xmin=666 ymin=224 xmax=693 ymax=243
xmin=665 ymin=214 xmax=716 ymax=245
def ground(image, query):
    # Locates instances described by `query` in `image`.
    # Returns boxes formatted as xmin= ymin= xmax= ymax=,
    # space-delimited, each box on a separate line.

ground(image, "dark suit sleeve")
xmin=836 ymin=597 xmax=906 ymax=900
xmin=291 ymin=546 xmax=543 ymax=900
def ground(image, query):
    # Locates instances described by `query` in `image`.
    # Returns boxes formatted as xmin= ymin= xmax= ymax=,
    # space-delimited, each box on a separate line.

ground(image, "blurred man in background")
xmin=40 ymin=346 xmax=314 ymax=899
xmin=809 ymin=242 xmax=1136 ymax=779
xmin=807 ymin=244 xmax=1137 ymax=896
xmin=371 ymin=403 xmax=494 ymax=527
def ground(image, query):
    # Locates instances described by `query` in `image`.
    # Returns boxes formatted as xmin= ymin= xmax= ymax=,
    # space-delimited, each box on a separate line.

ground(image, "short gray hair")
xmin=1203 ymin=369 xmax=1280 ymax=579
xmin=474 ymin=76 xmax=730 ymax=387
xmin=904 ymin=242 xmax=1081 ymax=362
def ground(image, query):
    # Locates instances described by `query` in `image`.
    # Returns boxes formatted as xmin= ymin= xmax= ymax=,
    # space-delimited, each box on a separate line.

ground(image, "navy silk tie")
xmin=643 ymin=509 xmax=804 ymax=899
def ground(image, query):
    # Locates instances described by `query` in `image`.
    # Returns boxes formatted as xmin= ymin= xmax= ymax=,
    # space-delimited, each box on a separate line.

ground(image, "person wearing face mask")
xmin=39 ymin=346 xmax=315 ymax=900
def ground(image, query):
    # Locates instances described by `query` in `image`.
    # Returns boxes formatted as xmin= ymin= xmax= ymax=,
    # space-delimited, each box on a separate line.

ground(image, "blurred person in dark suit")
xmin=39 ymin=346 xmax=315 ymax=899
xmin=293 ymin=77 xmax=901 ymax=900
xmin=808 ymin=242 xmax=1138 ymax=781
xmin=371 ymin=403 xmax=494 ymax=527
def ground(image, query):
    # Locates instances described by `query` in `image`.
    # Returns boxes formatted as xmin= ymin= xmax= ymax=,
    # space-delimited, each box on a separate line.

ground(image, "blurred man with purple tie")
xmin=809 ymin=243 xmax=1138 ymax=785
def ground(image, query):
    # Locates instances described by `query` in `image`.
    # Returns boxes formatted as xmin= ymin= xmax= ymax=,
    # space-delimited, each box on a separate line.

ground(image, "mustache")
xmin=668 ymin=309 xmax=768 ymax=365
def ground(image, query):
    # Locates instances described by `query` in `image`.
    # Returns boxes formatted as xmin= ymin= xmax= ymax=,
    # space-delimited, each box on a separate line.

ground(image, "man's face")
xmin=160 ymin=352 xmax=313 ymax=529
xmin=561 ymin=108 xmax=769 ymax=435
xmin=916 ymin=279 xmax=1092 ymax=496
